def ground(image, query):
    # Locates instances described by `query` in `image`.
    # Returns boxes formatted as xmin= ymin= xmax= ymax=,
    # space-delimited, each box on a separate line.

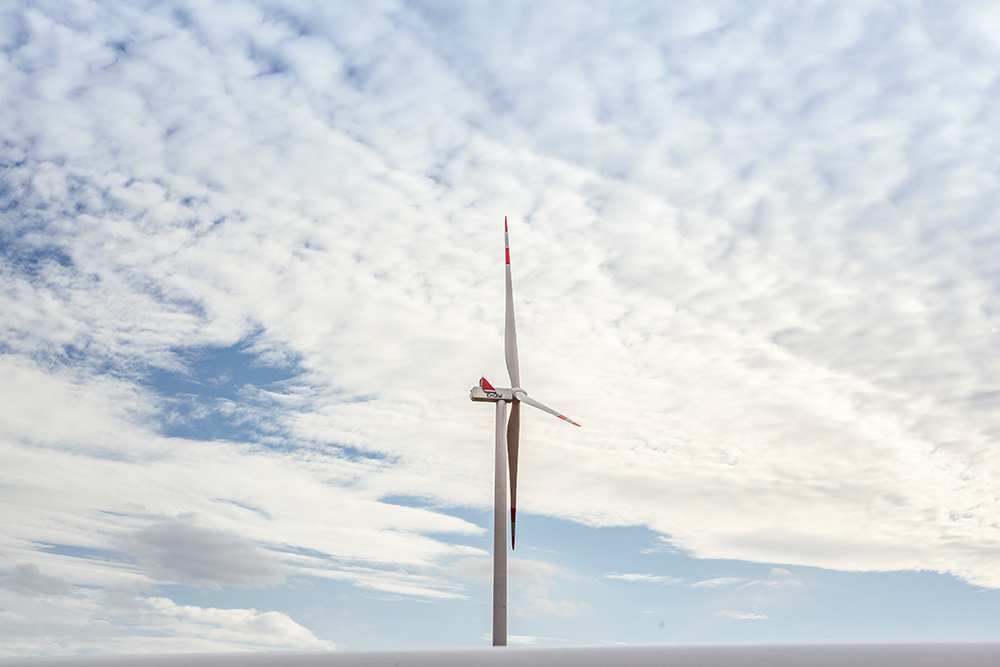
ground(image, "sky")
xmin=2 ymin=0 xmax=1000 ymax=657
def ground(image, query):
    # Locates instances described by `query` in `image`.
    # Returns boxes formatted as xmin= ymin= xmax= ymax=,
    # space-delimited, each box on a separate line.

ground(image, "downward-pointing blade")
xmin=506 ymin=398 xmax=520 ymax=550
xmin=514 ymin=391 xmax=582 ymax=427
xmin=504 ymin=217 xmax=520 ymax=388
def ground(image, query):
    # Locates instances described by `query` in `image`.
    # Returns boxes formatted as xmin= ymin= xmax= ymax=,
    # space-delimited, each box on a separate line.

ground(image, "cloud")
xmin=734 ymin=568 xmax=804 ymax=591
xmin=0 ymin=357 xmax=488 ymax=605
xmin=603 ymin=572 xmax=685 ymax=585
xmin=640 ymin=536 xmax=683 ymax=555
xmin=717 ymin=610 xmax=770 ymax=620
xmin=518 ymin=570 xmax=590 ymax=617
xmin=737 ymin=579 xmax=803 ymax=591
xmin=458 ymin=556 xmax=588 ymax=614
xmin=511 ymin=561 xmax=587 ymax=617
xmin=455 ymin=556 xmax=564 ymax=582
xmin=0 ymin=564 xmax=73 ymax=598
xmin=507 ymin=634 xmax=541 ymax=645
xmin=140 ymin=597 xmax=334 ymax=649
xmin=0 ymin=585 xmax=333 ymax=656
xmin=297 ymin=562 xmax=469 ymax=600
xmin=3 ymin=6 xmax=1000 ymax=658
xmin=526 ymin=591 xmax=588 ymax=617
xmin=126 ymin=518 xmax=284 ymax=588
xmin=458 ymin=556 xmax=585 ymax=617
xmin=690 ymin=577 xmax=745 ymax=589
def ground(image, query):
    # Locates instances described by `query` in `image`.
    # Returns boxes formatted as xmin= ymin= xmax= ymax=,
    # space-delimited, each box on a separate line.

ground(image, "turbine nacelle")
xmin=471 ymin=381 xmax=582 ymax=426
xmin=470 ymin=385 xmax=514 ymax=402
xmin=471 ymin=376 xmax=514 ymax=402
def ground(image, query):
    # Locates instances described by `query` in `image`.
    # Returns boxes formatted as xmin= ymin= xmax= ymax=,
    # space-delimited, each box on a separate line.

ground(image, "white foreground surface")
xmin=3 ymin=644 xmax=1000 ymax=667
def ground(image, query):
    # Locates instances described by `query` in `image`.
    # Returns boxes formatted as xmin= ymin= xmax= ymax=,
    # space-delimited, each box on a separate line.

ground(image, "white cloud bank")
xmin=0 ymin=563 xmax=333 ymax=656
xmin=3 ymin=1 xmax=1000 ymax=653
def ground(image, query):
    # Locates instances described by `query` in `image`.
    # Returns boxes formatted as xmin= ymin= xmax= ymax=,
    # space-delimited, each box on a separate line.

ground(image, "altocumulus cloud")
xmin=2 ymin=0 xmax=1000 ymax=653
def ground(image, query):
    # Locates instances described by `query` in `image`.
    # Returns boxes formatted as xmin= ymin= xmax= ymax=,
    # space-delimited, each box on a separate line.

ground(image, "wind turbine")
xmin=470 ymin=217 xmax=581 ymax=647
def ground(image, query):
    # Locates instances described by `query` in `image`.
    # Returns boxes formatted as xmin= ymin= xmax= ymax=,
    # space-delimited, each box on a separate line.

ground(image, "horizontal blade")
xmin=514 ymin=391 xmax=581 ymax=427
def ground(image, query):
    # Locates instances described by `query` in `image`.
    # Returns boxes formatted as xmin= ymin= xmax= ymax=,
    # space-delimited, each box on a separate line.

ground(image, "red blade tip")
xmin=510 ymin=508 xmax=516 ymax=549
xmin=480 ymin=377 xmax=495 ymax=391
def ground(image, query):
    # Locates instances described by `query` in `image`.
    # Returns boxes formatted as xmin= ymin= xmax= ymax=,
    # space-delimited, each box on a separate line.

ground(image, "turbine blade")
xmin=504 ymin=217 xmax=520 ymax=388
xmin=514 ymin=391 xmax=582 ymax=427
xmin=506 ymin=399 xmax=520 ymax=550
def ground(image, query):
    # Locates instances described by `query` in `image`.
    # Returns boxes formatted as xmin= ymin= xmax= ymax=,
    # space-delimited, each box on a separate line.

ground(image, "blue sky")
xmin=3 ymin=0 xmax=1000 ymax=656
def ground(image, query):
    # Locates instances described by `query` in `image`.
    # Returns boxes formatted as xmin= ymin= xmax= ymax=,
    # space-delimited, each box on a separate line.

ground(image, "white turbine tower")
xmin=470 ymin=217 xmax=581 ymax=647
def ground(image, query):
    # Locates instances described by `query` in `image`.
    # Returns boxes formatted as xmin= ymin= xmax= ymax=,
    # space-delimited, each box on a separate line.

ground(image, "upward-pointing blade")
xmin=504 ymin=217 xmax=520 ymax=389
xmin=513 ymin=391 xmax=582 ymax=427
xmin=506 ymin=398 xmax=520 ymax=550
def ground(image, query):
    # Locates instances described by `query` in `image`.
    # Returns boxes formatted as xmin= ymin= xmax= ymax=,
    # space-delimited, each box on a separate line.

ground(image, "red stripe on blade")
xmin=505 ymin=248 xmax=510 ymax=264
xmin=510 ymin=508 xmax=516 ymax=549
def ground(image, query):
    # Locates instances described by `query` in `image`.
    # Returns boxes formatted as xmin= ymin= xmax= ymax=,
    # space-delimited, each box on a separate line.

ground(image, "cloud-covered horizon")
xmin=3 ymin=0 xmax=1000 ymax=654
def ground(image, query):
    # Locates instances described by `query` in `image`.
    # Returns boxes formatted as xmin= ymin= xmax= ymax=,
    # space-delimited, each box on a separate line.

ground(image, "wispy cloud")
xmin=603 ymin=572 xmax=685 ymax=585
xmin=691 ymin=577 xmax=745 ymax=589
xmin=717 ymin=610 xmax=770 ymax=621
xmin=524 ymin=591 xmax=589 ymax=617
xmin=736 ymin=568 xmax=804 ymax=591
